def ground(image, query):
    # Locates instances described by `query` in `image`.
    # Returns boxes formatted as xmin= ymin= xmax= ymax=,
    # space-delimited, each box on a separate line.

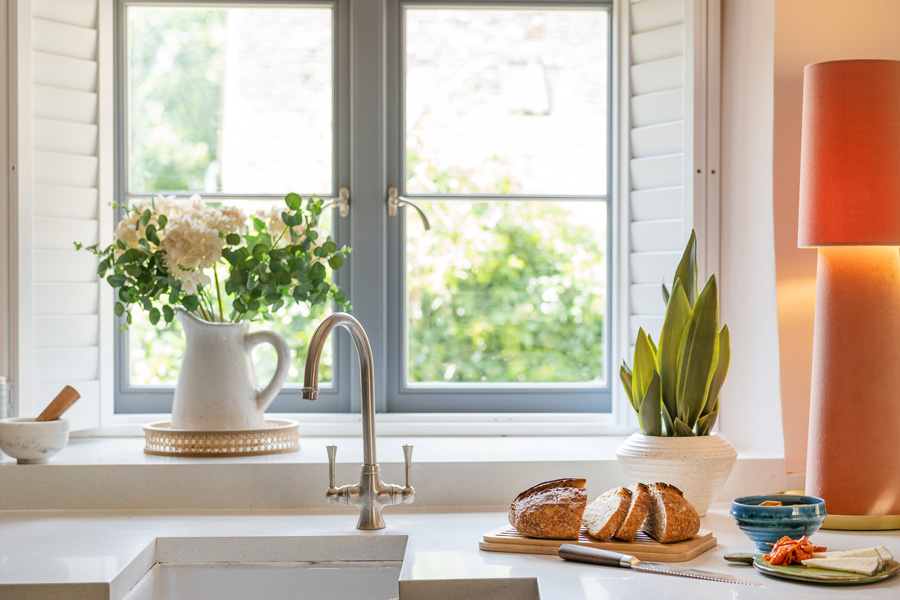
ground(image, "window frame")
xmin=111 ymin=0 xmax=616 ymax=418
xmin=112 ymin=0 xmax=354 ymax=415
xmin=385 ymin=0 xmax=615 ymax=413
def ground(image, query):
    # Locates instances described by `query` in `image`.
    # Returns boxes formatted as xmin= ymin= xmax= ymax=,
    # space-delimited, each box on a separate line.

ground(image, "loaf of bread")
xmin=508 ymin=478 xmax=587 ymax=539
xmin=583 ymin=486 xmax=632 ymax=540
xmin=613 ymin=482 xmax=651 ymax=541
xmin=641 ymin=482 xmax=701 ymax=543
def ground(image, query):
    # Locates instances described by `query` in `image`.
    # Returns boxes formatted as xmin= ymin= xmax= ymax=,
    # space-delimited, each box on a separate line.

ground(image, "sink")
xmin=123 ymin=535 xmax=406 ymax=600
xmin=120 ymin=534 xmax=540 ymax=600
xmin=128 ymin=562 xmax=402 ymax=600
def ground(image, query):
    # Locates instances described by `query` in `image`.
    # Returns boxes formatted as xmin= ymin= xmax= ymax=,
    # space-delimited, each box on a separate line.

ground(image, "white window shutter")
xmin=624 ymin=0 xmax=720 ymax=348
xmin=12 ymin=0 xmax=113 ymax=429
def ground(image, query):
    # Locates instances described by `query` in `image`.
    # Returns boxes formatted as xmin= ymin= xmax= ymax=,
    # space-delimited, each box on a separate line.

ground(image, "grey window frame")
xmin=385 ymin=0 xmax=614 ymax=413
xmin=113 ymin=0 xmax=353 ymax=414
xmin=113 ymin=0 xmax=613 ymax=416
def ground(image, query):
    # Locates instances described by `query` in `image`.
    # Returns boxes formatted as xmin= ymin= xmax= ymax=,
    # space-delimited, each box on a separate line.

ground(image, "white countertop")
xmin=1 ymin=505 xmax=897 ymax=599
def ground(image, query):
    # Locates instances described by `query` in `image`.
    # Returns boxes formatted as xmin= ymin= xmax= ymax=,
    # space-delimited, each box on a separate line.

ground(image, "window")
xmin=115 ymin=0 xmax=612 ymax=415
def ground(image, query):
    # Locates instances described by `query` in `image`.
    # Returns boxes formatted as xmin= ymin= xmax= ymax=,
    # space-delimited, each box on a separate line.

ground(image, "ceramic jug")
xmin=171 ymin=311 xmax=291 ymax=430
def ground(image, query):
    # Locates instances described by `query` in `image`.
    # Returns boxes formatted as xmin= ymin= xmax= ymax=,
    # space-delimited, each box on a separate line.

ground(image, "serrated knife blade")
xmin=558 ymin=544 xmax=762 ymax=586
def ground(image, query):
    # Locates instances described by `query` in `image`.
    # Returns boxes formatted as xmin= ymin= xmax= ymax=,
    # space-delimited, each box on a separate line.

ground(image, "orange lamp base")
xmin=806 ymin=246 xmax=900 ymax=523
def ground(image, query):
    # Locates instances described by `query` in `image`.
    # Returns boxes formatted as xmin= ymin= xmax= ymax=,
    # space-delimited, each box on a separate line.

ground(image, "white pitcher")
xmin=171 ymin=311 xmax=291 ymax=430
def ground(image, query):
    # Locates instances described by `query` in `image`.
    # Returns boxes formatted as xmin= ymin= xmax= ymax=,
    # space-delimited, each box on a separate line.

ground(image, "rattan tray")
xmin=144 ymin=419 xmax=300 ymax=457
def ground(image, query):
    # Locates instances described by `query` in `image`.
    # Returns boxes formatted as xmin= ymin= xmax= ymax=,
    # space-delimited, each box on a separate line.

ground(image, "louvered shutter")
xmin=625 ymin=0 xmax=718 ymax=348
xmin=13 ymin=0 xmax=112 ymax=429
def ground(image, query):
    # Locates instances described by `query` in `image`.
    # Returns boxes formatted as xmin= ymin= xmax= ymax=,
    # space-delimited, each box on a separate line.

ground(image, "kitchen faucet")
xmin=302 ymin=312 xmax=415 ymax=530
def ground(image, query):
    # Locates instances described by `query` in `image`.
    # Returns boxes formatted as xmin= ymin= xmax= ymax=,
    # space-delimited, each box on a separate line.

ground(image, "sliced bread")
xmin=509 ymin=478 xmax=588 ymax=539
xmin=583 ymin=487 xmax=633 ymax=540
xmin=641 ymin=482 xmax=700 ymax=543
xmin=613 ymin=483 xmax=652 ymax=541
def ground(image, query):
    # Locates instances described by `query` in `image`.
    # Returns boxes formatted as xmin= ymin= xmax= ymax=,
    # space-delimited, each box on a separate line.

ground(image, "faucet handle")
xmin=400 ymin=444 xmax=415 ymax=504
xmin=326 ymin=444 xmax=337 ymax=489
xmin=402 ymin=444 xmax=413 ymax=488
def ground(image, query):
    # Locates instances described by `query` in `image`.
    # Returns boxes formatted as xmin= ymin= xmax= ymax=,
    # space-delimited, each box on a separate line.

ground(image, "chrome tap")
xmin=302 ymin=313 xmax=415 ymax=530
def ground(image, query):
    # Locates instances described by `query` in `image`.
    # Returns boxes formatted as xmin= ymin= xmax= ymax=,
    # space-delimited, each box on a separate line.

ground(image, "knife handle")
xmin=558 ymin=544 xmax=634 ymax=568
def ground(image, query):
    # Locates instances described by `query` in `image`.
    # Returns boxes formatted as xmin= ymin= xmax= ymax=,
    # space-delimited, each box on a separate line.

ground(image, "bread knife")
xmin=558 ymin=544 xmax=762 ymax=586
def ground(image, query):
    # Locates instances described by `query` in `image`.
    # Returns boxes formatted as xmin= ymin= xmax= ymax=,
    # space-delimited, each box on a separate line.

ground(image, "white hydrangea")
xmin=173 ymin=267 xmax=212 ymax=295
xmin=256 ymin=205 xmax=301 ymax=239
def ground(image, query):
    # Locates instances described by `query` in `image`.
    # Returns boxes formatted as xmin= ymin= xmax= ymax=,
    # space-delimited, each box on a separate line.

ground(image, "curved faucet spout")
xmin=302 ymin=312 xmax=376 ymax=466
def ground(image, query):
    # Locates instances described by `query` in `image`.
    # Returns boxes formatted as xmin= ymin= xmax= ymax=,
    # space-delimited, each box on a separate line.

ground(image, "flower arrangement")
xmin=77 ymin=193 xmax=350 ymax=327
xmin=619 ymin=231 xmax=730 ymax=436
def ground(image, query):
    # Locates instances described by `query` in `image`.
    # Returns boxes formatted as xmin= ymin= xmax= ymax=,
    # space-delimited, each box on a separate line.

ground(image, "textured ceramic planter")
xmin=616 ymin=432 xmax=737 ymax=517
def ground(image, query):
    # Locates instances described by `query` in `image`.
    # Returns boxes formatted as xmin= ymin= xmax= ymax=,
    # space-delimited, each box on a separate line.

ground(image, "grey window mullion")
xmin=347 ymin=0 xmax=390 ymax=414
xmin=385 ymin=0 xmax=404 ymax=416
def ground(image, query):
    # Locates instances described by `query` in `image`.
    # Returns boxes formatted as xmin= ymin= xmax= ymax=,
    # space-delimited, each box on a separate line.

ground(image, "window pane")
xmin=128 ymin=202 xmax=335 ymax=388
xmin=127 ymin=6 xmax=333 ymax=195
xmin=405 ymin=8 xmax=608 ymax=196
xmin=406 ymin=201 xmax=607 ymax=385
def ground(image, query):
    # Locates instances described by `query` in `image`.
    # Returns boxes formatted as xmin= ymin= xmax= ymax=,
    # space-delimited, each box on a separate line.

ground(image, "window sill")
xmin=0 ymin=435 xmax=802 ymax=512
xmin=96 ymin=412 xmax=632 ymax=437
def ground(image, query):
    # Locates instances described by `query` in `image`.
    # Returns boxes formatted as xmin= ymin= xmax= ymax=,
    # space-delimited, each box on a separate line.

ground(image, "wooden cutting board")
xmin=479 ymin=526 xmax=716 ymax=562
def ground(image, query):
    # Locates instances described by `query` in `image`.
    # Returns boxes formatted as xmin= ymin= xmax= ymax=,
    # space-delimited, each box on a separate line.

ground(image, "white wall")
xmin=1 ymin=0 xmax=10 ymax=393
xmin=717 ymin=0 xmax=783 ymax=455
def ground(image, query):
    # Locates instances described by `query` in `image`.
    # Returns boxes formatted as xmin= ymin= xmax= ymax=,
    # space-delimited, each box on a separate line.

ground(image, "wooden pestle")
xmin=35 ymin=385 xmax=81 ymax=422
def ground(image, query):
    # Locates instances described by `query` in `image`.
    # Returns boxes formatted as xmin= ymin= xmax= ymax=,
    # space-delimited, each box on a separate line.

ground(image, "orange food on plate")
xmin=763 ymin=535 xmax=827 ymax=566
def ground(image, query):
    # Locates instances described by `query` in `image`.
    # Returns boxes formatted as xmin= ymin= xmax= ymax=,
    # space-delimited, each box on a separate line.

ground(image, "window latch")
xmin=323 ymin=187 xmax=351 ymax=217
xmin=387 ymin=186 xmax=431 ymax=230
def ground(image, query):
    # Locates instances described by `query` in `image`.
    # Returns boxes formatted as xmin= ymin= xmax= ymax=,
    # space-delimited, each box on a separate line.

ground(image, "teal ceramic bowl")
xmin=731 ymin=494 xmax=826 ymax=551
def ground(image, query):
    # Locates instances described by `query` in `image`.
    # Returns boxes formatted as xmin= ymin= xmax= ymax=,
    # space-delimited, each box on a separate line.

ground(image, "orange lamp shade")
xmin=798 ymin=59 xmax=900 ymax=247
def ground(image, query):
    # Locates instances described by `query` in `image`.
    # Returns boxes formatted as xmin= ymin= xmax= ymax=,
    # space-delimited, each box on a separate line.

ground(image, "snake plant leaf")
xmin=674 ymin=417 xmax=695 ymax=437
xmin=639 ymin=370 xmax=662 ymax=436
xmin=632 ymin=328 xmax=658 ymax=411
xmin=696 ymin=410 xmax=718 ymax=436
xmin=662 ymin=400 xmax=676 ymax=437
xmin=620 ymin=362 xmax=637 ymax=413
xmin=675 ymin=275 xmax=720 ymax=429
xmin=657 ymin=279 xmax=691 ymax=426
xmin=662 ymin=281 xmax=670 ymax=306
xmin=672 ymin=230 xmax=699 ymax=308
xmin=648 ymin=334 xmax=658 ymax=357
xmin=702 ymin=325 xmax=730 ymax=417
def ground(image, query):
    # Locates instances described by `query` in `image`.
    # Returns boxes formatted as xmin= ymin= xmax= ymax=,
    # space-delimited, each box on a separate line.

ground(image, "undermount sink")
xmin=123 ymin=535 xmax=407 ymax=600
xmin=121 ymin=534 xmax=540 ymax=600
xmin=128 ymin=562 xmax=402 ymax=600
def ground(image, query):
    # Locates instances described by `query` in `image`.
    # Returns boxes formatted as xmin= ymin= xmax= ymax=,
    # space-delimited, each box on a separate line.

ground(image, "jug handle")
xmin=244 ymin=330 xmax=291 ymax=414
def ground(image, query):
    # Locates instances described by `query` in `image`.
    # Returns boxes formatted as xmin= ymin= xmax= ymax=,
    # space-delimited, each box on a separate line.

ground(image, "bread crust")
xmin=641 ymin=482 xmax=700 ymax=543
xmin=509 ymin=478 xmax=587 ymax=540
xmin=613 ymin=483 xmax=651 ymax=541
xmin=583 ymin=487 xmax=633 ymax=540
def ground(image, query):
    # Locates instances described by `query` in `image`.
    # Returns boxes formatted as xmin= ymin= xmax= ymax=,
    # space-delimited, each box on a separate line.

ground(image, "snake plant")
xmin=620 ymin=231 xmax=730 ymax=436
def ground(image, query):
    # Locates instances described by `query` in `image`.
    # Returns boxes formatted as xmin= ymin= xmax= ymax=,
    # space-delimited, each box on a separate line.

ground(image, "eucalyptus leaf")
xmin=285 ymin=192 xmax=302 ymax=210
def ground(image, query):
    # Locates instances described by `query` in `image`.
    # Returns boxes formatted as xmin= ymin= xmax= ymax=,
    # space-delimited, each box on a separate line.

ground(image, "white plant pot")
xmin=616 ymin=432 xmax=737 ymax=517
